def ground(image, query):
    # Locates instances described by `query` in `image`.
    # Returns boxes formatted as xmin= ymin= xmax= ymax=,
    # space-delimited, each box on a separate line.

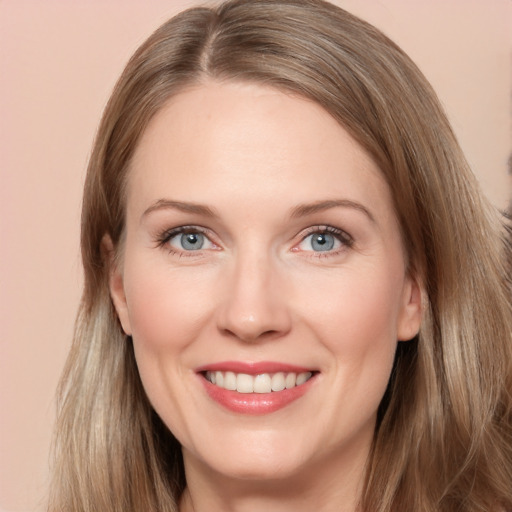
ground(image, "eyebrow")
xmin=142 ymin=199 xmax=218 ymax=219
xmin=290 ymin=199 xmax=375 ymax=223
xmin=142 ymin=198 xmax=375 ymax=223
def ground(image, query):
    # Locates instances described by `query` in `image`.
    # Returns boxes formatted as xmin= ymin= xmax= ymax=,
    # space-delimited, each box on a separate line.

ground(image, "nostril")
xmin=216 ymin=300 xmax=293 ymax=343
xmin=220 ymin=326 xmax=286 ymax=344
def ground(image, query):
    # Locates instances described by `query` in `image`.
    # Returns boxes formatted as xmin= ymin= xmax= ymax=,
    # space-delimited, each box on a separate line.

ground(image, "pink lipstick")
xmin=196 ymin=361 xmax=317 ymax=414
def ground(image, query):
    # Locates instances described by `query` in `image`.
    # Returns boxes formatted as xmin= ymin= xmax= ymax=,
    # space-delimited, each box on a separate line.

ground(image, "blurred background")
xmin=1 ymin=1 xmax=510 ymax=510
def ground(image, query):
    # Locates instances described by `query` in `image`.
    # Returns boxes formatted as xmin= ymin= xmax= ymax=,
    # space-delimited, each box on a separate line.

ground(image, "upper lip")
xmin=195 ymin=361 xmax=315 ymax=375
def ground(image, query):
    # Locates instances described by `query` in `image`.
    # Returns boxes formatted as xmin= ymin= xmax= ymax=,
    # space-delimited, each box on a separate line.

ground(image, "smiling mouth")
xmin=204 ymin=370 xmax=314 ymax=394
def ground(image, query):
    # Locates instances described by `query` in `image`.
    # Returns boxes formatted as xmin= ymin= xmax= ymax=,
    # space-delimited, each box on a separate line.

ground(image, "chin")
xmin=184 ymin=428 xmax=314 ymax=482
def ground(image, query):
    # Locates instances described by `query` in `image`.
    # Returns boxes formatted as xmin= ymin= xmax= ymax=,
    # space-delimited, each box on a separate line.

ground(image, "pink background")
xmin=1 ymin=1 xmax=510 ymax=510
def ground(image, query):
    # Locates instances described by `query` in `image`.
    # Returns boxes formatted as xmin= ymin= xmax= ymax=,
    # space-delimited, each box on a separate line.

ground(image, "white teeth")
xmin=285 ymin=372 xmax=296 ymax=389
xmin=224 ymin=371 xmax=237 ymax=391
xmin=296 ymin=371 xmax=312 ymax=385
xmin=236 ymin=373 xmax=254 ymax=393
xmin=205 ymin=370 xmax=314 ymax=393
xmin=271 ymin=372 xmax=286 ymax=391
xmin=254 ymin=373 xmax=272 ymax=393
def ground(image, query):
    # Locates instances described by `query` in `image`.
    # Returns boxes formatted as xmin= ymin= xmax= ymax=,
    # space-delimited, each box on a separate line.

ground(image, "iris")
xmin=310 ymin=233 xmax=335 ymax=251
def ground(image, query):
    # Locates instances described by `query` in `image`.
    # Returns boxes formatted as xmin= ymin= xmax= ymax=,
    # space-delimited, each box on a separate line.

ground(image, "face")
xmin=109 ymin=81 xmax=422 ymax=486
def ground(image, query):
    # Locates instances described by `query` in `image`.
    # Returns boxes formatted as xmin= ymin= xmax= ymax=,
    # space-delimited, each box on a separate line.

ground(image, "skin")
xmin=109 ymin=81 xmax=422 ymax=512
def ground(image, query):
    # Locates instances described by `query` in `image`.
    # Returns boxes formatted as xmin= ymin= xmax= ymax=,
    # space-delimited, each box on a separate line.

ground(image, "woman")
xmin=49 ymin=0 xmax=512 ymax=510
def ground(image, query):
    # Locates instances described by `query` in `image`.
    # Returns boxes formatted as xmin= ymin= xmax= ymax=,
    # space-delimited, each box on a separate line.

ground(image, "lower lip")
xmin=200 ymin=374 xmax=316 ymax=415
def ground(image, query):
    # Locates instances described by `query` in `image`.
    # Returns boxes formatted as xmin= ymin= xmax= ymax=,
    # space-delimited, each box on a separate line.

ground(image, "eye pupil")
xmin=311 ymin=233 xmax=335 ymax=251
xmin=181 ymin=232 xmax=204 ymax=250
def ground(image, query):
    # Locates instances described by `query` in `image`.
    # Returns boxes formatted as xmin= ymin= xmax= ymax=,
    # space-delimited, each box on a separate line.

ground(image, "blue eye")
xmin=162 ymin=228 xmax=215 ymax=252
xmin=309 ymin=233 xmax=336 ymax=251
xmin=178 ymin=232 xmax=205 ymax=251
xmin=297 ymin=227 xmax=352 ymax=254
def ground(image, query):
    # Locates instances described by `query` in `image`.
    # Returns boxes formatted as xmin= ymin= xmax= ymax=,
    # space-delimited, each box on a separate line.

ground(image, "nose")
xmin=216 ymin=250 xmax=292 ymax=343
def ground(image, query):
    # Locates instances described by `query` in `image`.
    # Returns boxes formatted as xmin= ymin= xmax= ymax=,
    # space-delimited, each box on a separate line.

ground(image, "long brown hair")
xmin=49 ymin=1 xmax=512 ymax=510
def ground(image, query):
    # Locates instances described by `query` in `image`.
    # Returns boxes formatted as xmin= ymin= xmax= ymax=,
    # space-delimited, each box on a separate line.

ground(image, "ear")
xmin=102 ymin=235 xmax=132 ymax=336
xmin=397 ymin=273 xmax=423 ymax=342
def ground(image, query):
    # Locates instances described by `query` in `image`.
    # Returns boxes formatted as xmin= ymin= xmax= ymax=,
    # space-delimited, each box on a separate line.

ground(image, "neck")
xmin=179 ymin=444 xmax=367 ymax=512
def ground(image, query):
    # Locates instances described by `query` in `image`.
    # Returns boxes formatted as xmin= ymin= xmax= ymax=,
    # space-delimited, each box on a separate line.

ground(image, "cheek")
xmin=300 ymin=265 xmax=404 ymax=398
xmin=121 ymin=255 xmax=219 ymax=438
xmin=303 ymin=264 xmax=404 ymax=347
xmin=123 ymin=257 xmax=217 ymax=352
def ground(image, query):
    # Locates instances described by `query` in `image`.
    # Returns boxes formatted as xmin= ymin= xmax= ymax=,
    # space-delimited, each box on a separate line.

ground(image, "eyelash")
xmin=155 ymin=225 xmax=215 ymax=257
xmin=297 ymin=225 xmax=354 ymax=257
xmin=155 ymin=224 xmax=354 ymax=257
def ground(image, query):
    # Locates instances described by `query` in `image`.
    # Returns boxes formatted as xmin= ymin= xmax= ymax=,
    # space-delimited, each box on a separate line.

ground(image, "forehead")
xmin=127 ymin=80 xmax=395 ymax=226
